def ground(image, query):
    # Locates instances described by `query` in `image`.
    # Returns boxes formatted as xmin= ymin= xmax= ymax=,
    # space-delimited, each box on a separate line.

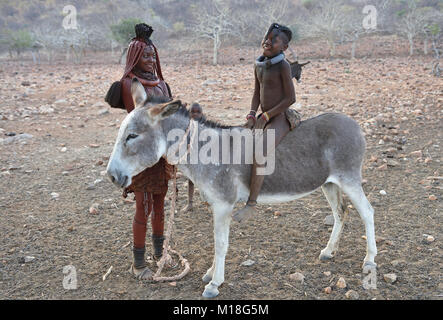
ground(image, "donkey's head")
xmin=106 ymin=78 xmax=182 ymax=188
xmin=289 ymin=60 xmax=310 ymax=83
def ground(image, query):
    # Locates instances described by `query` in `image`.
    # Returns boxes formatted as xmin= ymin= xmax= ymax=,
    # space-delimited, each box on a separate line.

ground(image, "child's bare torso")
xmin=255 ymin=59 xmax=289 ymax=112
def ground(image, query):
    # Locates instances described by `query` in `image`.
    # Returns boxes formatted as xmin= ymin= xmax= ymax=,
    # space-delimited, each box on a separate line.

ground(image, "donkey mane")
xmin=175 ymin=106 xmax=235 ymax=130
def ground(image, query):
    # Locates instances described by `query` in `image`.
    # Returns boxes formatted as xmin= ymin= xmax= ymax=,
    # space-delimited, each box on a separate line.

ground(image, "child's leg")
xmin=233 ymin=113 xmax=290 ymax=222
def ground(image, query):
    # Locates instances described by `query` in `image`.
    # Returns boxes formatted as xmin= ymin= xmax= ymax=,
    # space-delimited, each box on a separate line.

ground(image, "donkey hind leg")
xmin=319 ymin=182 xmax=347 ymax=261
xmin=202 ymin=202 xmax=233 ymax=298
xmin=341 ymin=182 xmax=377 ymax=268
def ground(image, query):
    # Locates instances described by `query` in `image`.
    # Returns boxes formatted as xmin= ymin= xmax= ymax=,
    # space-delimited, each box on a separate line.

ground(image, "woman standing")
xmin=120 ymin=23 xmax=174 ymax=280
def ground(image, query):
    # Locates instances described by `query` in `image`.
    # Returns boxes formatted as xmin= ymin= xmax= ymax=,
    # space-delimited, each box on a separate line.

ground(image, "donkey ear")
xmin=148 ymin=100 xmax=182 ymax=120
xmin=301 ymin=61 xmax=311 ymax=67
xmin=131 ymin=78 xmax=147 ymax=108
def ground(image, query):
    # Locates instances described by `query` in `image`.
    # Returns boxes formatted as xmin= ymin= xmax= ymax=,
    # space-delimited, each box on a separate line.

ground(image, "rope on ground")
xmin=152 ymin=167 xmax=190 ymax=282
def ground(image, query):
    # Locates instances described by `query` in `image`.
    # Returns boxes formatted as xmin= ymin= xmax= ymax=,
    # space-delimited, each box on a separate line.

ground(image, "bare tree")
xmin=191 ymin=0 xmax=236 ymax=65
xmin=396 ymin=1 xmax=434 ymax=56
xmin=233 ymin=0 xmax=292 ymax=46
xmin=33 ymin=24 xmax=64 ymax=63
xmin=301 ymin=0 xmax=348 ymax=57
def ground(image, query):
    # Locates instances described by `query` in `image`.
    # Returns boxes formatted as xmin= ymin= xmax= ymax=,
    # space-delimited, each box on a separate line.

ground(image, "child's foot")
xmin=232 ymin=204 xmax=257 ymax=223
xmin=129 ymin=264 xmax=153 ymax=280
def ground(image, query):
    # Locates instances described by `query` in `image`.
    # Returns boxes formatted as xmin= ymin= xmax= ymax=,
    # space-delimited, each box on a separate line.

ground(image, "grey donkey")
xmin=107 ymin=78 xmax=377 ymax=298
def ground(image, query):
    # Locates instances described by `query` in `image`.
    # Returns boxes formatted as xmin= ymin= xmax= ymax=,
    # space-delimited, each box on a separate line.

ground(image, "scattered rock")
xmin=387 ymin=159 xmax=400 ymax=167
xmin=273 ymin=211 xmax=281 ymax=217
xmin=86 ymin=184 xmax=96 ymax=190
xmin=60 ymin=147 xmax=67 ymax=153
xmin=390 ymin=259 xmax=406 ymax=267
xmin=336 ymin=277 xmax=347 ymax=289
xmin=324 ymin=215 xmax=334 ymax=226
xmin=21 ymin=81 xmax=31 ymax=86
xmin=92 ymin=102 xmax=106 ymax=108
xmin=289 ymin=272 xmax=305 ymax=284
xmin=89 ymin=144 xmax=100 ymax=148
xmin=379 ymin=190 xmax=387 ymax=195
xmin=383 ymin=273 xmax=397 ymax=284
xmin=1 ymin=133 xmax=33 ymax=145
xmin=89 ymin=204 xmax=99 ymax=215
xmin=324 ymin=286 xmax=332 ymax=294
xmin=428 ymin=195 xmax=437 ymax=201
xmin=423 ymin=235 xmax=435 ymax=244
xmin=240 ymin=259 xmax=255 ymax=267
xmin=98 ymin=108 xmax=110 ymax=116
xmin=24 ymin=256 xmax=35 ymax=263
xmin=410 ymin=150 xmax=422 ymax=158
xmin=51 ymin=192 xmax=59 ymax=199
xmin=54 ymin=99 xmax=68 ymax=106
xmin=323 ymin=271 xmax=331 ymax=277
xmin=377 ymin=163 xmax=388 ymax=171
xmin=39 ymin=105 xmax=55 ymax=114
xmin=345 ymin=290 xmax=359 ymax=300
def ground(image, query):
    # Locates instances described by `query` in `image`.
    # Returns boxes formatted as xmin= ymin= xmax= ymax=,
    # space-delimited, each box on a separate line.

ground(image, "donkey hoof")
xmin=319 ymin=250 xmax=333 ymax=261
xmin=202 ymin=273 xmax=212 ymax=283
xmin=202 ymin=284 xmax=219 ymax=298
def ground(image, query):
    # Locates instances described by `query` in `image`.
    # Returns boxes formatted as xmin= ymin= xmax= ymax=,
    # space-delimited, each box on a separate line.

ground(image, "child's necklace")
xmin=255 ymin=53 xmax=285 ymax=68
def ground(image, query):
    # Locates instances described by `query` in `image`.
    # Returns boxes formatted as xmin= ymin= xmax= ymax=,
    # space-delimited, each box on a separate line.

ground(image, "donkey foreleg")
xmin=202 ymin=202 xmax=233 ymax=298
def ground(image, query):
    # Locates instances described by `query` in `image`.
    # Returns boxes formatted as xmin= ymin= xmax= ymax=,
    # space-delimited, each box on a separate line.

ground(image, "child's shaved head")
xmin=265 ymin=23 xmax=292 ymax=45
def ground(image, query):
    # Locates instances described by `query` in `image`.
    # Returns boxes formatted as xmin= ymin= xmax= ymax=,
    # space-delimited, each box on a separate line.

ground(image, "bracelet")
xmin=263 ymin=112 xmax=270 ymax=122
xmin=246 ymin=114 xmax=256 ymax=121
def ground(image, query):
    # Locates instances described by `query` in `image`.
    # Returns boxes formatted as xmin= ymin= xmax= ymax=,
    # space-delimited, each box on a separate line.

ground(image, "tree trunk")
xmin=328 ymin=39 xmax=336 ymax=58
xmin=424 ymin=37 xmax=428 ymax=55
xmin=31 ymin=51 xmax=37 ymax=64
xmin=408 ymin=35 xmax=414 ymax=56
xmin=351 ymin=39 xmax=357 ymax=59
xmin=213 ymin=30 xmax=220 ymax=65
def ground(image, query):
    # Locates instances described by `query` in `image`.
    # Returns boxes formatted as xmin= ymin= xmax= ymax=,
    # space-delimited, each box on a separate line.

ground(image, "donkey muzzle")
xmin=107 ymin=169 xmax=128 ymax=188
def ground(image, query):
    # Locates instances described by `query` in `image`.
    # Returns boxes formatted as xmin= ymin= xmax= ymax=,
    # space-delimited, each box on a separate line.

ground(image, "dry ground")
xmin=0 ymin=50 xmax=442 ymax=300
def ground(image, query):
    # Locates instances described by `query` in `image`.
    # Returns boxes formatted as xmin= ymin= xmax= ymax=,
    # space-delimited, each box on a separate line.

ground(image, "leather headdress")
xmin=121 ymin=23 xmax=164 ymax=81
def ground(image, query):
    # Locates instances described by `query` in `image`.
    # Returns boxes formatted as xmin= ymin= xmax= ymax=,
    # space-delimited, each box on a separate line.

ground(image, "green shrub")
xmin=110 ymin=18 xmax=143 ymax=46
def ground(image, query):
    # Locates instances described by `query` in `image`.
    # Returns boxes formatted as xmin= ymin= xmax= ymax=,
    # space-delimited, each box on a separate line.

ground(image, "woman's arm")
xmin=121 ymin=78 xmax=135 ymax=113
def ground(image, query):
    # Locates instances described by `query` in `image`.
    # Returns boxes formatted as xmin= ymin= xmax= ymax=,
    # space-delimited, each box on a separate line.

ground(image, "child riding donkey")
xmin=233 ymin=23 xmax=300 ymax=222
